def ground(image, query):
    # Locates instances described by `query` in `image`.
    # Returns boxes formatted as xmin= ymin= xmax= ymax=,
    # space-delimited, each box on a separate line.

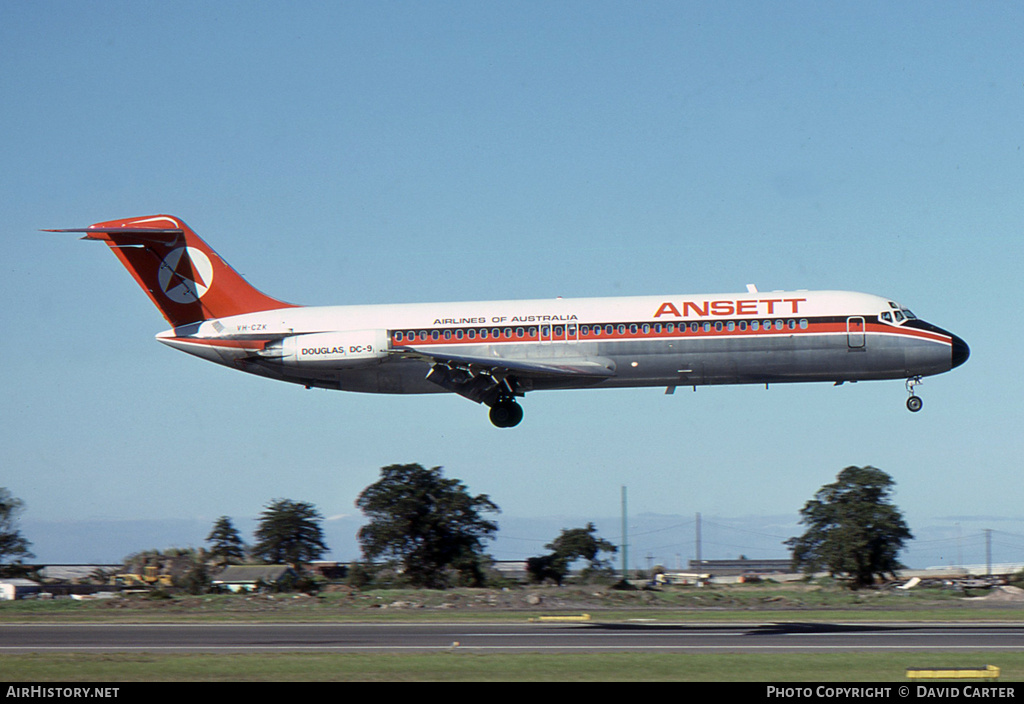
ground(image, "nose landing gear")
xmin=905 ymin=377 xmax=923 ymax=412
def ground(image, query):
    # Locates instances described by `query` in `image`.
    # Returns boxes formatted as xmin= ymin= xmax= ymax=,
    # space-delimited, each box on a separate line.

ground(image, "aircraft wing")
xmin=396 ymin=346 xmax=617 ymax=379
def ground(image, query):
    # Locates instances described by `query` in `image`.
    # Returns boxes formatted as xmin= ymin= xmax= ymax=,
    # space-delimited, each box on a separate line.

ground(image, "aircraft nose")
xmin=950 ymin=333 xmax=970 ymax=369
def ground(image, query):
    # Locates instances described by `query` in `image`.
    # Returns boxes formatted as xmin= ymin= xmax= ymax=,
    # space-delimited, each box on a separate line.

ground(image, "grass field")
xmin=3 ymin=652 xmax=1023 ymax=682
xmin=2 ymin=583 xmax=1021 ymax=681
xmin=3 ymin=582 xmax=1023 ymax=623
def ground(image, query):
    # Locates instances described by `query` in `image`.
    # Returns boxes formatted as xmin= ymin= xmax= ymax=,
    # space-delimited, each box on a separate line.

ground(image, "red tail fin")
xmin=48 ymin=215 xmax=295 ymax=327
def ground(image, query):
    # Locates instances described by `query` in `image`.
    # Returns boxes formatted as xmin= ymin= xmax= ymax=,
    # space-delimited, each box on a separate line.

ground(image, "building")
xmin=688 ymin=558 xmax=794 ymax=576
xmin=211 ymin=565 xmax=298 ymax=592
xmin=0 ymin=578 xmax=42 ymax=600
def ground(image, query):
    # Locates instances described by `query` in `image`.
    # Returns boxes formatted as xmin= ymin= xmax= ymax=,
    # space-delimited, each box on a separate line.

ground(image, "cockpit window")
xmin=882 ymin=302 xmax=917 ymax=325
xmin=880 ymin=308 xmax=915 ymax=325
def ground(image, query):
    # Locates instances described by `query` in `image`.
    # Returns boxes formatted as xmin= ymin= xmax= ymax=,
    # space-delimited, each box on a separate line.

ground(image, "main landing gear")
xmin=488 ymin=397 xmax=524 ymax=428
xmin=905 ymin=376 xmax=924 ymax=412
xmin=424 ymin=363 xmax=525 ymax=428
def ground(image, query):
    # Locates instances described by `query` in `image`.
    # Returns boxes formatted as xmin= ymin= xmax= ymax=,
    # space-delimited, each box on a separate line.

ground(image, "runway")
xmin=2 ymin=621 xmax=1022 ymax=653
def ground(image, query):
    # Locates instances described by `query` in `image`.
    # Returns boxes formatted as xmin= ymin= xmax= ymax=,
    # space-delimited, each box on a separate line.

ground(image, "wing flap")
xmin=397 ymin=346 xmax=617 ymax=378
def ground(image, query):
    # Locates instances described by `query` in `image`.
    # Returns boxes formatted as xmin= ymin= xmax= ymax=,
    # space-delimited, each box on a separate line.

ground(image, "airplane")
xmin=47 ymin=215 xmax=969 ymax=427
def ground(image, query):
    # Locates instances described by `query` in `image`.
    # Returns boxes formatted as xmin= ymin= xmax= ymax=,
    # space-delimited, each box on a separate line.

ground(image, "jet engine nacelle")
xmin=261 ymin=329 xmax=389 ymax=368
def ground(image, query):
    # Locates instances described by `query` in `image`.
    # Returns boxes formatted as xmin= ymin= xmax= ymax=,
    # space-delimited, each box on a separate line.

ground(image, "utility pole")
xmin=985 ymin=529 xmax=992 ymax=577
xmin=695 ymin=512 xmax=702 ymax=570
xmin=621 ymin=485 xmax=628 ymax=583
xmin=956 ymin=522 xmax=963 ymax=568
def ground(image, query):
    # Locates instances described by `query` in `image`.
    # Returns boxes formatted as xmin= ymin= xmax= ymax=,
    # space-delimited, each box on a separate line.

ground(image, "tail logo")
xmin=158 ymin=247 xmax=214 ymax=304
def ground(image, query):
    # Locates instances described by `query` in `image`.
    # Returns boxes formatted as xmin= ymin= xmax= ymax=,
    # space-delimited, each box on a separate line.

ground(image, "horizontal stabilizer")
xmin=44 ymin=226 xmax=185 ymax=245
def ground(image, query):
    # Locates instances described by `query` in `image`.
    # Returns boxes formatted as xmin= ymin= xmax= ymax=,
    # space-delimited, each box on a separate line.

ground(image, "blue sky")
xmin=2 ymin=1 xmax=1021 ymax=570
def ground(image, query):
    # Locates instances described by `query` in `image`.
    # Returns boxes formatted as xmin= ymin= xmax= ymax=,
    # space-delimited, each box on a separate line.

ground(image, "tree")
xmin=550 ymin=523 xmax=617 ymax=573
xmin=527 ymin=523 xmax=617 ymax=585
xmin=0 ymin=489 xmax=34 ymax=568
xmin=356 ymin=464 xmax=499 ymax=588
xmin=206 ymin=516 xmax=246 ymax=566
xmin=526 ymin=553 xmax=567 ymax=585
xmin=180 ymin=555 xmax=212 ymax=595
xmin=785 ymin=466 xmax=913 ymax=588
xmin=175 ymin=548 xmax=215 ymax=594
xmin=251 ymin=499 xmax=328 ymax=569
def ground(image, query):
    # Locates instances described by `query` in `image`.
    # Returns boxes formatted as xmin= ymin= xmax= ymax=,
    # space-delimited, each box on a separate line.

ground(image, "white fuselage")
xmin=156 ymin=288 xmax=968 ymax=397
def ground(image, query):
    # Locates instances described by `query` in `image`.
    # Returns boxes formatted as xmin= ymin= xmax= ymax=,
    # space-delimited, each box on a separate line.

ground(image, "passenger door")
xmin=846 ymin=316 xmax=865 ymax=349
